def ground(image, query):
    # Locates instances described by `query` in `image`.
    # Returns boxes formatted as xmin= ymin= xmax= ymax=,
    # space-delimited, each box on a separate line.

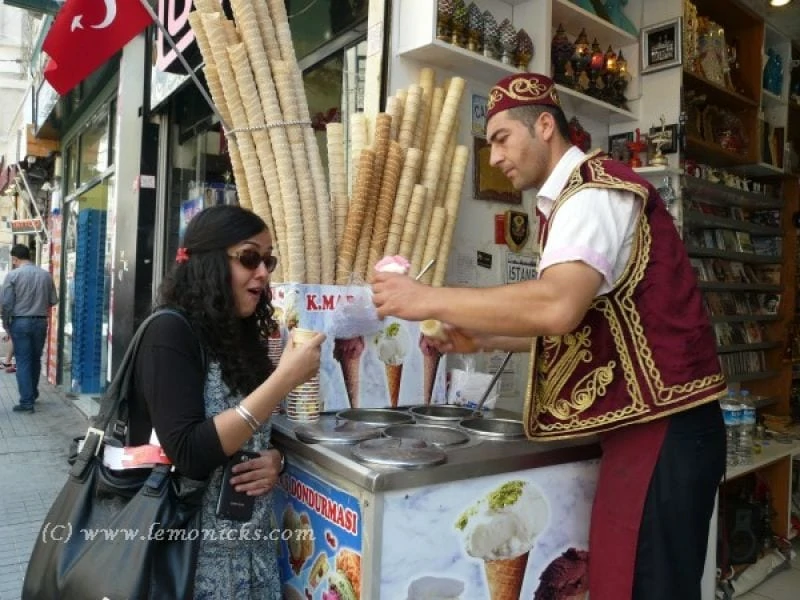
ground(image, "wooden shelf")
xmin=700 ymin=282 xmax=782 ymax=293
xmin=731 ymin=162 xmax=785 ymax=177
xmin=684 ymin=71 xmax=759 ymax=111
xmin=726 ymin=439 xmax=800 ymax=481
xmin=551 ymin=0 xmax=637 ymax=50
xmin=682 ymin=211 xmax=782 ymax=235
xmin=724 ymin=370 xmax=781 ymax=383
xmin=710 ymin=315 xmax=782 ymax=323
xmin=398 ymin=38 xmax=520 ymax=86
xmin=682 ymin=176 xmax=784 ymax=209
xmin=685 ymin=135 xmax=752 ymax=167
xmin=634 ymin=166 xmax=683 ymax=177
xmin=717 ymin=342 xmax=781 ymax=354
xmin=687 ymin=247 xmax=782 ymax=264
xmin=554 ymin=84 xmax=636 ymax=124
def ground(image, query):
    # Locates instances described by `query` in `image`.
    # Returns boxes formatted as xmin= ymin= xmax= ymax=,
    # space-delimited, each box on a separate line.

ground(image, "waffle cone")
xmin=484 ymin=552 xmax=529 ymax=600
xmin=334 ymin=349 xmax=362 ymax=409
xmin=422 ymin=351 xmax=442 ymax=405
xmin=385 ymin=364 xmax=403 ymax=408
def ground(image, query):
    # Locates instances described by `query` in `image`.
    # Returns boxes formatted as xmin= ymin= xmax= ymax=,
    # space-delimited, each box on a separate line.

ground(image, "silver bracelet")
xmin=235 ymin=405 xmax=260 ymax=433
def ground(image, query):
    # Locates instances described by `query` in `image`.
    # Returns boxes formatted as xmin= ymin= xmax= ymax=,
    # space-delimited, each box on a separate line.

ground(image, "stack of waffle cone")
xmin=484 ymin=552 xmax=529 ymax=600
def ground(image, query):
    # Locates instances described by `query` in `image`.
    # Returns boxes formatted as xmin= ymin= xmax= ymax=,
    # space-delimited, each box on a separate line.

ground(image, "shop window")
xmin=288 ymin=0 xmax=367 ymax=60
xmin=78 ymin=110 xmax=110 ymax=185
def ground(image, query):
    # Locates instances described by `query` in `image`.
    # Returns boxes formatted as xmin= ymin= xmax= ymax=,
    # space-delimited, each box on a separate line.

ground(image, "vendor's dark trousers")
xmin=632 ymin=401 xmax=726 ymax=600
xmin=9 ymin=317 xmax=48 ymax=409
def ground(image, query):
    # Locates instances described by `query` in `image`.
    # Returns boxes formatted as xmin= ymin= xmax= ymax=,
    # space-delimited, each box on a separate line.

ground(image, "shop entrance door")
xmin=60 ymin=179 xmax=112 ymax=394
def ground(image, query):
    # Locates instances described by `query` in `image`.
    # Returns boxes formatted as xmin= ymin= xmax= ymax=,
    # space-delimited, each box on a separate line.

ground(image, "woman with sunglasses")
xmin=128 ymin=204 xmax=325 ymax=598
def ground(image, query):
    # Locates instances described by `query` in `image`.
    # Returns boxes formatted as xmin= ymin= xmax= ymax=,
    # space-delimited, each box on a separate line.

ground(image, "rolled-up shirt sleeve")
xmin=538 ymin=188 xmax=639 ymax=294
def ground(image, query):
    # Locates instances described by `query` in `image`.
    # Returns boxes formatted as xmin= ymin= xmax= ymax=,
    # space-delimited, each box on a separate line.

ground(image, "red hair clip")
xmin=175 ymin=247 xmax=190 ymax=264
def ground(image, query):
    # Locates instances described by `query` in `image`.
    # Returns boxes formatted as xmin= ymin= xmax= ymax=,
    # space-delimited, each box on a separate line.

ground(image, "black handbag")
xmin=23 ymin=309 xmax=207 ymax=600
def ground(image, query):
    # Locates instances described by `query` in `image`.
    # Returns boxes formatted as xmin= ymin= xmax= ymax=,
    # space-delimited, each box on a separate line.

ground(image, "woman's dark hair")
xmin=158 ymin=205 xmax=276 ymax=396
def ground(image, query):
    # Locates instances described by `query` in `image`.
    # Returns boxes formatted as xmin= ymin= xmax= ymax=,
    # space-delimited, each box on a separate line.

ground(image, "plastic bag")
xmin=329 ymin=277 xmax=384 ymax=339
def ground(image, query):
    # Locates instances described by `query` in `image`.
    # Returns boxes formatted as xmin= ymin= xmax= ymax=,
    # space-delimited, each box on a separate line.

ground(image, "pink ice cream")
xmin=374 ymin=255 xmax=411 ymax=274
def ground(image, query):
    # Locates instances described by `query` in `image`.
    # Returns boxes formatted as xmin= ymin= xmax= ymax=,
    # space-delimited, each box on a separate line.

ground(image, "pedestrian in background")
xmin=1 ymin=244 xmax=58 ymax=413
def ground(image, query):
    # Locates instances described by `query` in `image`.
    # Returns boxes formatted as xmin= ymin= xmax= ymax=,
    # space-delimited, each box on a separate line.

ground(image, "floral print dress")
xmin=193 ymin=363 xmax=282 ymax=599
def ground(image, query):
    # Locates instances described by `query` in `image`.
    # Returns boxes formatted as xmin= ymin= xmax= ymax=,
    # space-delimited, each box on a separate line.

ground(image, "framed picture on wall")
xmin=472 ymin=137 xmax=522 ymax=204
xmin=649 ymin=123 xmax=679 ymax=154
xmin=641 ymin=18 xmax=682 ymax=74
xmin=608 ymin=132 xmax=633 ymax=161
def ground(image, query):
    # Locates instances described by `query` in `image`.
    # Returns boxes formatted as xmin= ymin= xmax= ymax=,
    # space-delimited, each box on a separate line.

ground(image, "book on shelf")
xmin=728 ymin=261 xmax=749 ymax=283
xmin=706 ymin=291 xmax=724 ymax=315
xmin=690 ymin=258 xmax=708 ymax=281
xmin=749 ymin=209 xmax=781 ymax=228
xmin=735 ymin=231 xmax=754 ymax=254
xmin=733 ymin=293 xmax=749 ymax=315
xmin=743 ymin=321 xmax=764 ymax=344
xmin=751 ymin=236 xmax=782 ymax=257
xmin=753 ymin=264 xmax=781 ymax=284
xmin=756 ymin=292 xmax=781 ymax=315
xmin=714 ymin=323 xmax=733 ymax=346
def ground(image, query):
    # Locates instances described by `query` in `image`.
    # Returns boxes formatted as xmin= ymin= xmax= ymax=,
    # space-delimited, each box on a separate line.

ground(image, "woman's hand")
xmin=229 ymin=449 xmax=282 ymax=496
xmin=276 ymin=330 xmax=326 ymax=389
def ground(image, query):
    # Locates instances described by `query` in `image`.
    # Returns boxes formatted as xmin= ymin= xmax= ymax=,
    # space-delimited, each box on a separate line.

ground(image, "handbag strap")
xmin=92 ymin=308 xmax=206 ymax=441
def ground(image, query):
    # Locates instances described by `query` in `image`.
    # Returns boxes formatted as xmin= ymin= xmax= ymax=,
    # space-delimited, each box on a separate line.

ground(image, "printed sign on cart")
xmin=272 ymin=284 xmax=446 ymax=411
xmin=379 ymin=460 xmax=599 ymax=599
xmin=273 ymin=464 xmax=363 ymax=600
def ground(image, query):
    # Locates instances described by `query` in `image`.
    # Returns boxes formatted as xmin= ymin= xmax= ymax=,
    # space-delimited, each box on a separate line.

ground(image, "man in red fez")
xmin=373 ymin=72 xmax=726 ymax=600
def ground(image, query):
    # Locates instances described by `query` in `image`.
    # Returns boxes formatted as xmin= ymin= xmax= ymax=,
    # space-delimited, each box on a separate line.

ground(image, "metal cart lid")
xmin=351 ymin=438 xmax=447 ymax=469
xmin=336 ymin=408 xmax=414 ymax=426
xmin=459 ymin=417 xmax=526 ymax=440
xmin=294 ymin=419 xmax=384 ymax=444
xmin=383 ymin=423 xmax=470 ymax=447
xmin=409 ymin=405 xmax=473 ymax=422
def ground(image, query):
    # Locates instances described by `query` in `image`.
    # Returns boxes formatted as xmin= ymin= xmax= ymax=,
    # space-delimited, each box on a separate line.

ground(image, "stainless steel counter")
xmin=271 ymin=412 xmax=600 ymax=493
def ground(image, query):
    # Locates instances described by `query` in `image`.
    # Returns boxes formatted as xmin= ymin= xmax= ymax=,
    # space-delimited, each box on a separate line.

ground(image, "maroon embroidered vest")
xmin=524 ymin=153 xmax=726 ymax=440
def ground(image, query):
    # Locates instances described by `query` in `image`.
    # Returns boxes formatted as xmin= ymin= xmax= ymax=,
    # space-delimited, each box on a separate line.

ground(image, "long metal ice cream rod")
xmin=415 ymin=259 xmax=436 ymax=281
xmin=473 ymin=352 xmax=513 ymax=417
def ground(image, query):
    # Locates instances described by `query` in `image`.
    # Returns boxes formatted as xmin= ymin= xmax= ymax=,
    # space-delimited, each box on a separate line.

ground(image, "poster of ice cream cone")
xmin=378 ymin=459 xmax=599 ymax=600
xmin=274 ymin=463 xmax=363 ymax=599
xmin=272 ymin=284 xmax=447 ymax=410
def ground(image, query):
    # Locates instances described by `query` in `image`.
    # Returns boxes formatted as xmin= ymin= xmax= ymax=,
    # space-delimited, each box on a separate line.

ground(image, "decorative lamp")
xmin=466 ymin=3 xmax=483 ymax=52
xmin=451 ymin=0 xmax=468 ymax=47
xmin=436 ymin=0 xmax=455 ymax=42
xmin=482 ymin=11 xmax=499 ymax=59
xmin=515 ymin=28 xmax=534 ymax=70
xmin=551 ymin=24 xmax=574 ymax=85
xmin=570 ymin=28 xmax=591 ymax=90
xmin=499 ymin=19 xmax=517 ymax=65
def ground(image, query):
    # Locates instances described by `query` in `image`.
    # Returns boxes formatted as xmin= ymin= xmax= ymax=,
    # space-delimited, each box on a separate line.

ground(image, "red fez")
xmin=486 ymin=73 xmax=561 ymax=122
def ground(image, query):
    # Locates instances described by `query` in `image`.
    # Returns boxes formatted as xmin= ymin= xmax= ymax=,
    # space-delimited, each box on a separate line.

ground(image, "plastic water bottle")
xmin=720 ymin=391 xmax=742 ymax=467
xmin=738 ymin=390 xmax=755 ymax=465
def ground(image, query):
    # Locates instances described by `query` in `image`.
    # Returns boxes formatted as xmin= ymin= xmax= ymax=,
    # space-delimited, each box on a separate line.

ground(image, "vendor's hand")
xmin=428 ymin=324 xmax=486 ymax=354
xmin=276 ymin=330 xmax=326 ymax=389
xmin=372 ymin=272 xmax=433 ymax=320
xmin=229 ymin=449 xmax=282 ymax=496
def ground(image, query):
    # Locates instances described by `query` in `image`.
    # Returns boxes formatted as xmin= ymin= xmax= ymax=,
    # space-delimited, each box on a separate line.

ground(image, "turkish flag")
xmin=43 ymin=0 xmax=154 ymax=95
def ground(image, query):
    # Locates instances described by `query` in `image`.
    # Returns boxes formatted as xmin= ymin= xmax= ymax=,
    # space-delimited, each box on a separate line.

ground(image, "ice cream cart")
xmin=271 ymin=412 xmax=600 ymax=600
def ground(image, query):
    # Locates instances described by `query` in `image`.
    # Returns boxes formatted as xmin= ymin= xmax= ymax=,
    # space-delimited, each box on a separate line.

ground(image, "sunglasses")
xmin=228 ymin=249 xmax=278 ymax=273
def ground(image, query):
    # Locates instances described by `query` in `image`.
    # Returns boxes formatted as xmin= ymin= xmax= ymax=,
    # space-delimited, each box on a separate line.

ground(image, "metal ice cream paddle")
xmin=472 ymin=352 xmax=513 ymax=417
xmin=415 ymin=259 xmax=436 ymax=281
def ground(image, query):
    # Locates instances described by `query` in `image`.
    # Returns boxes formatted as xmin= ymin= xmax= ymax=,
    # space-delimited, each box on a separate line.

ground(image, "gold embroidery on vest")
xmin=526 ymin=154 xmax=725 ymax=438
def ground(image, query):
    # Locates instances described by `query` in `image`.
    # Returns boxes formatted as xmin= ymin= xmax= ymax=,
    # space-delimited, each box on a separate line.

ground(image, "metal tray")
xmin=409 ymin=405 xmax=474 ymax=423
xmin=458 ymin=417 xmax=526 ymax=440
xmin=351 ymin=438 xmax=447 ymax=469
xmin=294 ymin=419 xmax=383 ymax=444
xmin=382 ymin=424 xmax=470 ymax=447
xmin=336 ymin=408 xmax=415 ymax=426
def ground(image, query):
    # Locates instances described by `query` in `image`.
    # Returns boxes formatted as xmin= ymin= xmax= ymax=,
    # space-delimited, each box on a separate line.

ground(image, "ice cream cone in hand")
xmin=333 ymin=337 xmax=365 ymax=409
xmin=484 ymin=552 xmax=529 ymax=600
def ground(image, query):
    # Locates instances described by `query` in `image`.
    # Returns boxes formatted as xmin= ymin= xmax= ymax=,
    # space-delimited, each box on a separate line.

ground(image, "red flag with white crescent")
xmin=43 ymin=0 xmax=153 ymax=95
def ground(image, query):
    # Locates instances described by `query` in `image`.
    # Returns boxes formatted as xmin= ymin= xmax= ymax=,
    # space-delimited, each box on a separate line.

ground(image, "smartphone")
xmin=216 ymin=450 xmax=260 ymax=521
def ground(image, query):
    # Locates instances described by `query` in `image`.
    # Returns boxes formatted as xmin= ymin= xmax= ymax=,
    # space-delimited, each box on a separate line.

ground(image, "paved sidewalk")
xmin=0 ymin=369 xmax=89 ymax=600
